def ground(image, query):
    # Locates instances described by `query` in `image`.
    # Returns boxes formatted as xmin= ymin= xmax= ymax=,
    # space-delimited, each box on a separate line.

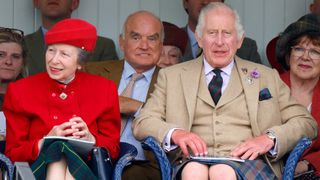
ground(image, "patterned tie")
xmin=208 ymin=69 xmax=223 ymax=104
xmin=120 ymin=73 xmax=143 ymax=134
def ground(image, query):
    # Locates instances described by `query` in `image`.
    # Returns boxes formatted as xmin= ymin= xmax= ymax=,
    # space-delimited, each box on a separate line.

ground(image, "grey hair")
xmin=77 ymin=48 xmax=90 ymax=63
xmin=120 ymin=10 xmax=165 ymax=42
xmin=195 ymin=2 xmax=244 ymax=41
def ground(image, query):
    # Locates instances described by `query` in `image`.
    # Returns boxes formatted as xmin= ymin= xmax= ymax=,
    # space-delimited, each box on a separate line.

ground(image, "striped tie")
xmin=208 ymin=69 xmax=223 ymax=104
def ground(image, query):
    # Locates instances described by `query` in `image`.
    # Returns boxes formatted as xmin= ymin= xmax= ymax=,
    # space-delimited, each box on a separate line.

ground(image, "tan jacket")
xmin=133 ymin=55 xmax=318 ymax=178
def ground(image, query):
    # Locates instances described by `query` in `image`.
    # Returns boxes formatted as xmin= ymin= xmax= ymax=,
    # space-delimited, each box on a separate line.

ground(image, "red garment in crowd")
xmin=3 ymin=71 xmax=120 ymax=163
xmin=281 ymin=72 xmax=320 ymax=175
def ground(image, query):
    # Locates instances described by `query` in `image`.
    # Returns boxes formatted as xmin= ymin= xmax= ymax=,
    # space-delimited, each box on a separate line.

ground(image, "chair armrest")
xmin=14 ymin=162 xmax=35 ymax=180
xmin=113 ymin=142 xmax=137 ymax=180
xmin=0 ymin=153 xmax=14 ymax=180
xmin=0 ymin=140 xmax=5 ymax=153
xmin=282 ymin=137 xmax=312 ymax=179
xmin=89 ymin=147 xmax=113 ymax=180
xmin=142 ymin=136 xmax=171 ymax=180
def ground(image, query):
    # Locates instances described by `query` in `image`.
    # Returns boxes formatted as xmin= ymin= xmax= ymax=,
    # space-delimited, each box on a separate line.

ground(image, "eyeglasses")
xmin=0 ymin=27 xmax=24 ymax=41
xmin=291 ymin=46 xmax=320 ymax=60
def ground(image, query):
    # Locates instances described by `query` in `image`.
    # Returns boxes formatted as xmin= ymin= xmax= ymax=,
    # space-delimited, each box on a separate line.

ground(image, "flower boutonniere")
xmin=250 ymin=68 xmax=260 ymax=79
xmin=242 ymin=68 xmax=260 ymax=85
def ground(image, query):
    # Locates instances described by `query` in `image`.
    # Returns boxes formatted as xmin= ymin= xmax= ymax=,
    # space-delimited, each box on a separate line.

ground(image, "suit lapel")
xmin=146 ymin=67 xmax=160 ymax=99
xmin=198 ymin=70 xmax=215 ymax=107
xmin=181 ymin=57 xmax=204 ymax=124
xmin=217 ymin=65 xmax=242 ymax=107
xmin=235 ymin=57 xmax=261 ymax=135
xmin=103 ymin=60 xmax=124 ymax=87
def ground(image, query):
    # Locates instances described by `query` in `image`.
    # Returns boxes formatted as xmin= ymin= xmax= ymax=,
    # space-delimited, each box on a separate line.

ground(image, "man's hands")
xmin=171 ymin=130 xmax=275 ymax=160
xmin=230 ymin=134 xmax=274 ymax=160
xmin=119 ymin=96 xmax=143 ymax=115
xmin=171 ymin=129 xmax=208 ymax=157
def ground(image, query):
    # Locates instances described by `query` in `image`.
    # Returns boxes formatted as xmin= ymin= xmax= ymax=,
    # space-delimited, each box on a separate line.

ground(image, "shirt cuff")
xmin=162 ymin=128 xmax=181 ymax=152
xmin=133 ymin=104 xmax=143 ymax=117
xmin=266 ymin=130 xmax=278 ymax=157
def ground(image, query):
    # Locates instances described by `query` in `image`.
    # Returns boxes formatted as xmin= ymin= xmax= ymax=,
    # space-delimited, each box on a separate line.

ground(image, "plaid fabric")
xmin=276 ymin=13 xmax=320 ymax=67
xmin=31 ymin=140 xmax=97 ymax=180
xmin=295 ymin=171 xmax=320 ymax=180
xmin=208 ymin=69 xmax=223 ymax=104
xmin=174 ymin=158 xmax=276 ymax=180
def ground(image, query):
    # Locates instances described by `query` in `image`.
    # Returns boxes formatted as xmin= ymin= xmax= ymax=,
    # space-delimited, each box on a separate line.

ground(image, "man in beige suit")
xmin=133 ymin=2 xmax=317 ymax=179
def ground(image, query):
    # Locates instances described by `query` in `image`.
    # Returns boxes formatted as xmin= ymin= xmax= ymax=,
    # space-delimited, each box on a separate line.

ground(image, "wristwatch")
xmin=266 ymin=132 xmax=276 ymax=142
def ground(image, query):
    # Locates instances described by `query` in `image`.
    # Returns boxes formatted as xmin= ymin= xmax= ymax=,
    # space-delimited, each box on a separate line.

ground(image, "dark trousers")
xmin=122 ymin=151 xmax=161 ymax=180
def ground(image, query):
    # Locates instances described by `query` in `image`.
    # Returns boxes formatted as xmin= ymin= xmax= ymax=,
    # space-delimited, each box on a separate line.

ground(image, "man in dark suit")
xmin=85 ymin=10 xmax=162 ymax=180
xmin=25 ymin=0 xmax=118 ymax=76
xmin=181 ymin=0 xmax=262 ymax=64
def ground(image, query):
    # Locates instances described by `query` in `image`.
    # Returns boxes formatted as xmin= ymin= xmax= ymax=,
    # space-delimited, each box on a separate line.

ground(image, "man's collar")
xmin=203 ymin=57 xmax=234 ymax=77
xmin=40 ymin=26 xmax=48 ymax=36
xmin=123 ymin=61 xmax=156 ymax=82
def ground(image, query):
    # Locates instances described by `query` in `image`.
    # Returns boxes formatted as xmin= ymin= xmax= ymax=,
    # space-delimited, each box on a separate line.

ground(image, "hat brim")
xmin=276 ymin=21 xmax=320 ymax=68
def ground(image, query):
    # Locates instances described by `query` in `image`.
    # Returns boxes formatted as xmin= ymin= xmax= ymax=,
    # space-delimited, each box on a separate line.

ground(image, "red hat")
xmin=162 ymin=21 xmax=188 ymax=54
xmin=45 ymin=18 xmax=97 ymax=52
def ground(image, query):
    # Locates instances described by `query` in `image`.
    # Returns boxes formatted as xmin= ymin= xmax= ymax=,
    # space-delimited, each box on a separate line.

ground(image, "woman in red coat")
xmin=3 ymin=19 xmax=120 ymax=179
xmin=276 ymin=13 xmax=320 ymax=178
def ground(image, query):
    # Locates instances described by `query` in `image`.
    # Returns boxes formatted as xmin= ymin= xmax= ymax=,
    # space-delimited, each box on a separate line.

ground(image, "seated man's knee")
xmin=209 ymin=164 xmax=236 ymax=180
xmin=181 ymin=162 xmax=208 ymax=180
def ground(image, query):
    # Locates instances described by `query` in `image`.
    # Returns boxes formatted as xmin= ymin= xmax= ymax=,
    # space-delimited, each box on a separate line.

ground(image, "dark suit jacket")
xmin=84 ymin=60 xmax=159 ymax=99
xmin=24 ymin=28 xmax=119 ymax=76
xmin=181 ymin=26 xmax=262 ymax=64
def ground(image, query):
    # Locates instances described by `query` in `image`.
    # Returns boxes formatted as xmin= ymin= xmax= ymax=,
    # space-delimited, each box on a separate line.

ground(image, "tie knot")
xmin=131 ymin=73 xmax=143 ymax=82
xmin=212 ymin=69 xmax=222 ymax=77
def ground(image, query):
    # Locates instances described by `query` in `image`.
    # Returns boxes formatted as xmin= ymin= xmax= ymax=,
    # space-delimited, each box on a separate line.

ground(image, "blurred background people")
xmin=276 ymin=13 xmax=320 ymax=178
xmin=25 ymin=0 xmax=118 ymax=76
xmin=0 ymin=26 xmax=26 ymax=150
xmin=0 ymin=27 xmax=26 ymax=110
xmin=4 ymin=18 xmax=120 ymax=179
xmin=157 ymin=21 xmax=188 ymax=68
xmin=85 ymin=10 xmax=163 ymax=180
xmin=181 ymin=0 xmax=261 ymax=64
xmin=0 ymin=26 xmax=26 ymax=180
xmin=266 ymin=0 xmax=320 ymax=74
xmin=310 ymin=0 xmax=320 ymax=15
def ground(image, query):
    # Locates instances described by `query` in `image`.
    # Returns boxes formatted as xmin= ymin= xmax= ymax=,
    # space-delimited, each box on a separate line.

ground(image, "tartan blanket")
xmin=174 ymin=158 xmax=276 ymax=180
xmin=31 ymin=140 xmax=97 ymax=180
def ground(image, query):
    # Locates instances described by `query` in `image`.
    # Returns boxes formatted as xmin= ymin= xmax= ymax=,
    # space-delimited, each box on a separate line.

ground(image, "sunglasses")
xmin=0 ymin=27 xmax=24 ymax=41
